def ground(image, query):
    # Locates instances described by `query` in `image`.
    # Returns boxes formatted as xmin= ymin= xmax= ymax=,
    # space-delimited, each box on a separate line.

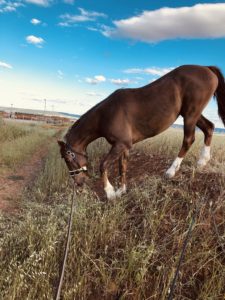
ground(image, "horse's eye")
xmin=66 ymin=150 xmax=75 ymax=158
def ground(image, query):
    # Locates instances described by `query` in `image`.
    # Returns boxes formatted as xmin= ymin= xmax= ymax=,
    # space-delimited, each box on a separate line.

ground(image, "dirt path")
xmin=0 ymin=145 xmax=50 ymax=214
xmin=1 ymin=142 xmax=223 ymax=214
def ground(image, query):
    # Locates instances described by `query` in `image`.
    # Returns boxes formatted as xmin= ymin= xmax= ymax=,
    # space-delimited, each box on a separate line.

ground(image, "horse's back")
xmin=97 ymin=82 xmax=181 ymax=143
xmin=94 ymin=65 xmax=219 ymax=143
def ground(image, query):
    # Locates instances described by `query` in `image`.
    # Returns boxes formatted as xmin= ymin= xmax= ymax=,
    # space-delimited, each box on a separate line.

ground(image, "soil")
xmin=0 ymin=145 xmax=49 ymax=214
xmin=90 ymin=150 xmax=170 ymax=200
xmin=90 ymin=149 xmax=224 ymax=204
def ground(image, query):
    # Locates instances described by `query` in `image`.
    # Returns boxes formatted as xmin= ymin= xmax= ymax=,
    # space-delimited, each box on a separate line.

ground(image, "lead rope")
xmin=55 ymin=182 xmax=76 ymax=300
xmin=167 ymin=200 xmax=202 ymax=300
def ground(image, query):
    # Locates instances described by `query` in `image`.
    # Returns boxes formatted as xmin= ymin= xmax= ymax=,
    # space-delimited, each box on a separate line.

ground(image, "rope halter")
xmin=65 ymin=146 xmax=88 ymax=177
xmin=68 ymin=166 xmax=87 ymax=177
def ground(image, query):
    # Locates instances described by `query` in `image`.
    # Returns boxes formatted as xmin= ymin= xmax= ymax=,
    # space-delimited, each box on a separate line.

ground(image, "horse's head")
xmin=57 ymin=140 xmax=89 ymax=186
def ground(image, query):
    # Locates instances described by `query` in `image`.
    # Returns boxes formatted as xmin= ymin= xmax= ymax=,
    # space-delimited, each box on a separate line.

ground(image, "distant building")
xmin=0 ymin=106 xmax=76 ymax=124
xmin=0 ymin=110 xmax=10 ymax=118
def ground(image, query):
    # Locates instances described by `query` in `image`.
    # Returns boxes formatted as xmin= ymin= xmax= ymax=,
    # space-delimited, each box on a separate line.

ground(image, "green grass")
xmin=0 ymin=129 xmax=224 ymax=299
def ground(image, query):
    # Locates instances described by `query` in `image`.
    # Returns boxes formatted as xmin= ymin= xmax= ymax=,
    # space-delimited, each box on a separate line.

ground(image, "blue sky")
xmin=1 ymin=0 xmax=225 ymax=127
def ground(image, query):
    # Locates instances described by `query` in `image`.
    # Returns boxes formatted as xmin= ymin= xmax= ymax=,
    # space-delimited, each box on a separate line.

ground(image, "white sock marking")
xmin=104 ymin=179 xmax=116 ymax=200
xmin=165 ymin=157 xmax=183 ymax=178
xmin=115 ymin=184 xmax=127 ymax=197
xmin=197 ymin=145 xmax=210 ymax=167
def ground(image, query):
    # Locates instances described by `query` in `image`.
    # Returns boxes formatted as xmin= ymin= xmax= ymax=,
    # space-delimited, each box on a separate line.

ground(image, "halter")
xmin=68 ymin=166 xmax=88 ymax=177
xmin=65 ymin=143 xmax=88 ymax=176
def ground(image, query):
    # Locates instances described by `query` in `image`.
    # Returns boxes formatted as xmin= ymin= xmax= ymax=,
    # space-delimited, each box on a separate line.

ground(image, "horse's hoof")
xmin=105 ymin=188 xmax=116 ymax=200
xmin=165 ymin=170 xmax=176 ymax=179
xmin=197 ymin=158 xmax=209 ymax=168
xmin=106 ymin=192 xmax=116 ymax=200
xmin=115 ymin=185 xmax=127 ymax=197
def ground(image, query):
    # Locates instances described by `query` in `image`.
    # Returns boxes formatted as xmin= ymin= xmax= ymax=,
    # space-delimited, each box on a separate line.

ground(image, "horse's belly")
xmin=132 ymin=111 xmax=179 ymax=143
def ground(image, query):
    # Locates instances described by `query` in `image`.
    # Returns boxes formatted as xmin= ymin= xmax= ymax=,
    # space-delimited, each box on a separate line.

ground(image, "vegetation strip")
xmin=0 ymin=129 xmax=224 ymax=299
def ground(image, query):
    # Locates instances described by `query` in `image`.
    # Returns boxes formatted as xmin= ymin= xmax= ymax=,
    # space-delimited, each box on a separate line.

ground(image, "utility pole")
xmin=44 ymin=99 xmax=46 ymax=114
xmin=10 ymin=103 xmax=13 ymax=118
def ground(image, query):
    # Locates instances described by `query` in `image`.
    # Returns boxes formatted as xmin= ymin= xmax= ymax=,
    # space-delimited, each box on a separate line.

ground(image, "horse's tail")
xmin=208 ymin=66 xmax=225 ymax=127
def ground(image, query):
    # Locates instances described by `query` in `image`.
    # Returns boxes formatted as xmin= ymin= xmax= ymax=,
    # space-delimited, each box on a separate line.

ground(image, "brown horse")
xmin=58 ymin=65 xmax=225 ymax=199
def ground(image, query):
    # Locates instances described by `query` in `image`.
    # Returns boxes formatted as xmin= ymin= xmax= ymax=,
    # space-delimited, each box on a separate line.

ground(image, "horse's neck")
xmin=66 ymin=117 xmax=99 ymax=152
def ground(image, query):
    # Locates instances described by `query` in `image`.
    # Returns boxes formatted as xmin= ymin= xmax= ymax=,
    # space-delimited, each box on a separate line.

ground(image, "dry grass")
xmin=0 ymin=121 xmax=55 ymax=169
xmin=0 ymin=121 xmax=31 ymax=143
xmin=0 ymin=128 xmax=224 ymax=299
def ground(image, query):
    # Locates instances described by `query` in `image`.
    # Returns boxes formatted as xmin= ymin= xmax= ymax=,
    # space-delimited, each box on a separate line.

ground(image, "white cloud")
xmin=0 ymin=61 xmax=13 ymax=69
xmin=85 ymin=75 xmax=106 ymax=84
xmin=58 ymin=22 xmax=71 ymax=27
xmin=94 ymin=75 xmax=106 ymax=82
xmin=85 ymin=76 xmax=137 ymax=86
xmin=26 ymin=35 xmax=45 ymax=47
xmin=25 ymin=0 xmax=52 ymax=6
xmin=60 ymin=13 xmax=90 ymax=23
xmin=103 ymin=3 xmax=225 ymax=43
xmin=110 ymin=78 xmax=131 ymax=86
xmin=124 ymin=67 xmax=174 ymax=76
xmin=31 ymin=18 xmax=41 ymax=25
xmin=59 ymin=7 xmax=107 ymax=26
xmin=0 ymin=1 xmax=23 ymax=13
xmin=86 ymin=92 xmax=103 ymax=97
xmin=87 ymin=26 xmax=99 ymax=32
xmin=78 ymin=7 xmax=107 ymax=19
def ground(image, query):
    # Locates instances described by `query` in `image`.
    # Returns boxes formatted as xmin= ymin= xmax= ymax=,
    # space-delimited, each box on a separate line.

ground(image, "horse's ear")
xmin=57 ymin=140 xmax=66 ymax=149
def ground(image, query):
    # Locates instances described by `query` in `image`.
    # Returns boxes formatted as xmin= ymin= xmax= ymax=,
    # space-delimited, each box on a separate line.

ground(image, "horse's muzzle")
xmin=73 ymin=173 xmax=89 ymax=187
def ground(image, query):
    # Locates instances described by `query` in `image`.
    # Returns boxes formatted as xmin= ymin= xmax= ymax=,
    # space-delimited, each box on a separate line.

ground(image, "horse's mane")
xmin=64 ymin=119 xmax=79 ymax=141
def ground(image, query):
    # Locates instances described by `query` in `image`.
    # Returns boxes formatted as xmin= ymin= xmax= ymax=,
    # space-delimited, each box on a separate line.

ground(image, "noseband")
xmin=65 ymin=144 xmax=88 ymax=177
xmin=68 ymin=166 xmax=87 ymax=177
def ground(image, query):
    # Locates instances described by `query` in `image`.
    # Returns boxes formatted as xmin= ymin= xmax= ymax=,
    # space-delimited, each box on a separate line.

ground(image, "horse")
xmin=58 ymin=65 xmax=225 ymax=199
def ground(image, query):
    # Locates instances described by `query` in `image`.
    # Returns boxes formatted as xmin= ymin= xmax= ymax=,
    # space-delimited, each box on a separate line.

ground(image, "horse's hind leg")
xmin=196 ymin=115 xmax=214 ymax=167
xmin=100 ymin=143 xmax=129 ymax=200
xmin=116 ymin=149 xmax=129 ymax=197
xmin=165 ymin=118 xmax=196 ymax=178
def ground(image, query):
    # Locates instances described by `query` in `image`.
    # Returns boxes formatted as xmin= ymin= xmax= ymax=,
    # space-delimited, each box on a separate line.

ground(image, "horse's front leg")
xmin=116 ymin=149 xmax=129 ymax=197
xmin=101 ymin=170 xmax=116 ymax=200
xmin=100 ymin=143 xmax=128 ymax=200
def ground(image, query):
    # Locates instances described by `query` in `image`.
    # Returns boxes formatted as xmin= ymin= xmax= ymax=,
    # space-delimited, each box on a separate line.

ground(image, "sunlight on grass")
xmin=0 ymin=128 xmax=224 ymax=299
xmin=0 ymin=121 xmax=56 ymax=168
xmin=0 ymin=121 xmax=32 ymax=143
